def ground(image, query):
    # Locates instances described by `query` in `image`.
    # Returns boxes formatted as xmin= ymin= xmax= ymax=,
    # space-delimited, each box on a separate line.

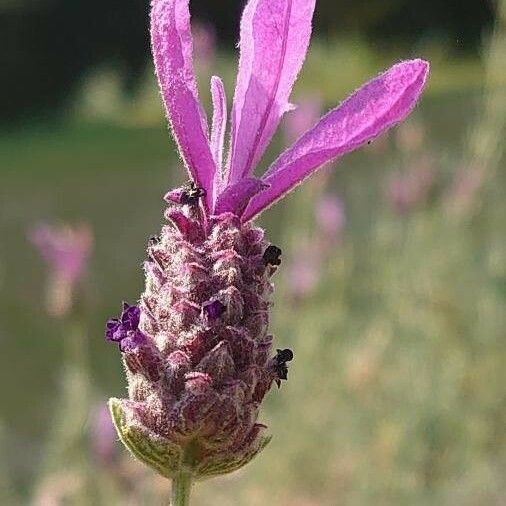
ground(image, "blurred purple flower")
xmin=316 ymin=194 xmax=346 ymax=242
xmin=30 ymin=223 xmax=92 ymax=282
xmin=106 ymin=0 xmax=429 ymax=485
xmin=283 ymin=94 xmax=322 ymax=145
xmin=287 ymin=242 xmax=321 ymax=301
xmin=395 ymin=120 xmax=425 ymax=152
xmin=287 ymin=194 xmax=345 ymax=301
xmin=386 ymin=158 xmax=435 ymax=215
xmin=29 ymin=223 xmax=93 ymax=316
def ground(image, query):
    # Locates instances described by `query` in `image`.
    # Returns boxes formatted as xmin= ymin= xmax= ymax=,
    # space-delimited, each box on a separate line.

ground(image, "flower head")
xmin=107 ymin=0 xmax=429 ymax=485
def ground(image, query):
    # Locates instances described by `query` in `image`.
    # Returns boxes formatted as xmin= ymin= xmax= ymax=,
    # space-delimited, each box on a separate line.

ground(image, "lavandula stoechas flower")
xmin=30 ymin=223 xmax=93 ymax=317
xmin=106 ymin=0 xmax=429 ymax=494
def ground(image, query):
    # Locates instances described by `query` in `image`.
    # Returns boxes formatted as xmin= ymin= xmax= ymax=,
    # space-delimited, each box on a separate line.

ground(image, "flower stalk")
xmin=171 ymin=471 xmax=193 ymax=506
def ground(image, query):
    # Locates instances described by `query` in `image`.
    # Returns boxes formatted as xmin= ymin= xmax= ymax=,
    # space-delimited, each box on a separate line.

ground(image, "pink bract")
xmin=151 ymin=0 xmax=429 ymax=221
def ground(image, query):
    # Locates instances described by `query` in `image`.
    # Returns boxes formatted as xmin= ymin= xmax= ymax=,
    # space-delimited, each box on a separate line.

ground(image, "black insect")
xmin=263 ymin=245 xmax=282 ymax=266
xmin=181 ymin=181 xmax=206 ymax=206
xmin=273 ymin=348 xmax=294 ymax=387
xmin=148 ymin=235 xmax=160 ymax=246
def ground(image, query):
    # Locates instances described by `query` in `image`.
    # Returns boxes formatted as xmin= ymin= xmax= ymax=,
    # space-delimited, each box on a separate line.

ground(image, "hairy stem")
xmin=171 ymin=471 xmax=193 ymax=506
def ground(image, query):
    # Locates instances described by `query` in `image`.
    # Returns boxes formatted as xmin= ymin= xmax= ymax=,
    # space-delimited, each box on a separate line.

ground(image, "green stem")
xmin=171 ymin=471 xmax=193 ymax=506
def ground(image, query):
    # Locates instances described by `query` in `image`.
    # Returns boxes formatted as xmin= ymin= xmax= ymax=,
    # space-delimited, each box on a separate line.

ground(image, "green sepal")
xmin=109 ymin=398 xmax=183 ymax=479
xmin=195 ymin=433 xmax=272 ymax=480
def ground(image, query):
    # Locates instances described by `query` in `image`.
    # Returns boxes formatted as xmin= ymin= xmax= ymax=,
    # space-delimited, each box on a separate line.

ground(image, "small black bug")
xmin=263 ymin=245 xmax=282 ymax=266
xmin=181 ymin=181 xmax=206 ymax=206
xmin=148 ymin=235 xmax=160 ymax=246
xmin=273 ymin=348 xmax=294 ymax=387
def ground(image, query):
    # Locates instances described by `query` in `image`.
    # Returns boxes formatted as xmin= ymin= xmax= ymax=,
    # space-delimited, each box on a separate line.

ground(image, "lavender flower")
xmin=30 ymin=222 xmax=93 ymax=317
xmin=107 ymin=0 xmax=428 ymax=500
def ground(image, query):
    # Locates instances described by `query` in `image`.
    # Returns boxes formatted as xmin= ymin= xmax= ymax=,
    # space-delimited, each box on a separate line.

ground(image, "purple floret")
xmin=202 ymin=299 xmax=226 ymax=320
xmin=105 ymin=302 xmax=145 ymax=351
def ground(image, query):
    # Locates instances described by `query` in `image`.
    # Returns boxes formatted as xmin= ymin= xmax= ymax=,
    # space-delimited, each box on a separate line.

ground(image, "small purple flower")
xmin=106 ymin=303 xmax=147 ymax=352
xmin=29 ymin=222 xmax=93 ymax=316
xmin=107 ymin=0 xmax=429 ymax=492
xmin=201 ymin=299 xmax=226 ymax=321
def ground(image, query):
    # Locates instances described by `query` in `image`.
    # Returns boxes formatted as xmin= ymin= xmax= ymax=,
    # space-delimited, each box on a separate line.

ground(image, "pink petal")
xmin=214 ymin=178 xmax=269 ymax=216
xmin=210 ymin=76 xmax=228 ymax=198
xmin=150 ymin=0 xmax=216 ymax=209
xmin=227 ymin=0 xmax=316 ymax=185
xmin=243 ymin=59 xmax=430 ymax=221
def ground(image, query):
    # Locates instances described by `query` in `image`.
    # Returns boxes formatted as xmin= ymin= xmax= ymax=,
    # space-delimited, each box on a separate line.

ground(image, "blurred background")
xmin=1 ymin=0 xmax=505 ymax=504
